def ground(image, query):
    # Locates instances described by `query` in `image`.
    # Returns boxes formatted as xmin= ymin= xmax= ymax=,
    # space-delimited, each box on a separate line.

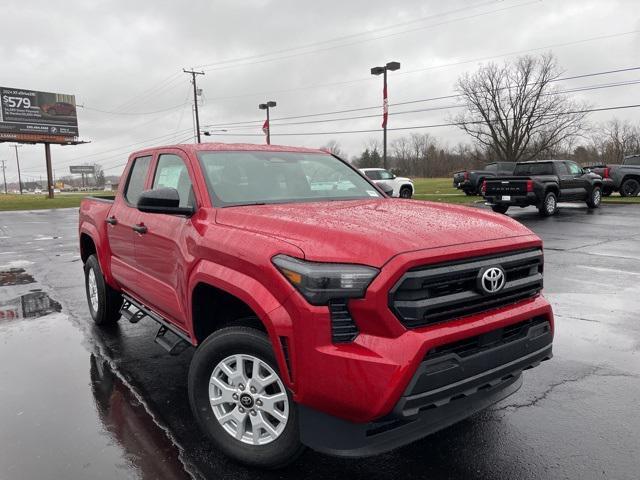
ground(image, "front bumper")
xmin=299 ymin=318 xmax=553 ymax=456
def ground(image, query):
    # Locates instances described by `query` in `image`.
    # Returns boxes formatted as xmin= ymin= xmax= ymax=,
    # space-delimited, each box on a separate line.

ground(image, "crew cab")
xmin=590 ymin=154 xmax=640 ymax=197
xmin=79 ymin=143 xmax=553 ymax=468
xmin=359 ymin=167 xmax=414 ymax=198
xmin=482 ymin=160 xmax=604 ymax=216
xmin=453 ymin=162 xmax=516 ymax=195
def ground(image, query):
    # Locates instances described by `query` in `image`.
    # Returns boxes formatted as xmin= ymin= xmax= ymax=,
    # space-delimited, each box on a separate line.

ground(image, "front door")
xmin=134 ymin=151 xmax=198 ymax=328
xmin=565 ymin=161 xmax=589 ymax=201
xmin=106 ymin=155 xmax=151 ymax=290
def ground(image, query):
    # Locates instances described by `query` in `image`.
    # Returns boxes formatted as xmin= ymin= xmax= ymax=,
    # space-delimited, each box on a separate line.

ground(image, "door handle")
xmin=132 ymin=224 xmax=147 ymax=234
xmin=105 ymin=216 xmax=117 ymax=225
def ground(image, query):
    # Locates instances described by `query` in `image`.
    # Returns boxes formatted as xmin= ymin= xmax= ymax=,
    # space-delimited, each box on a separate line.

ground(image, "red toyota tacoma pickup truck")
xmin=79 ymin=143 xmax=553 ymax=468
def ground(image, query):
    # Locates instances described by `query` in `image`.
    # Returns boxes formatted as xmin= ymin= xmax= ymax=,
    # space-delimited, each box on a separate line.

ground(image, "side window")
xmin=365 ymin=170 xmax=381 ymax=180
xmin=485 ymin=163 xmax=498 ymax=172
xmin=566 ymin=162 xmax=583 ymax=175
xmin=555 ymin=162 xmax=569 ymax=175
xmin=152 ymin=154 xmax=195 ymax=208
xmin=625 ymin=156 xmax=640 ymax=166
xmin=124 ymin=156 xmax=152 ymax=205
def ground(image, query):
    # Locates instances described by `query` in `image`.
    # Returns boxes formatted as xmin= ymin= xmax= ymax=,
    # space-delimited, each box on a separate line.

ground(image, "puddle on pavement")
xmin=0 ymin=290 xmax=61 ymax=323
xmin=0 ymin=268 xmax=35 ymax=287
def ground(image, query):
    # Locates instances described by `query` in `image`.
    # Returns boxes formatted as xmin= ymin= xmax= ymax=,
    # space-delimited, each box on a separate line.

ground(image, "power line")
xmin=201 ymin=103 xmax=640 ymax=137
xmin=78 ymin=102 xmax=189 ymax=116
xmin=202 ymin=30 xmax=640 ymax=104
xmin=195 ymin=0 xmax=522 ymax=70
xmin=202 ymin=70 xmax=640 ymax=129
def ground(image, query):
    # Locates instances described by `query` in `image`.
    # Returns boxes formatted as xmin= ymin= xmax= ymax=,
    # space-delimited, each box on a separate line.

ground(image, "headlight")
xmin=272 ymin=255 xmax=379 ymax=306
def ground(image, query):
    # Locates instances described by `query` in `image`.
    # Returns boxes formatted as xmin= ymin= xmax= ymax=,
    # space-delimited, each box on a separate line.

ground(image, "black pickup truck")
xmin=453 ymin=162 xmax=516 ymax=195
xmin=483 ymin=160 xmax=604 ymax=216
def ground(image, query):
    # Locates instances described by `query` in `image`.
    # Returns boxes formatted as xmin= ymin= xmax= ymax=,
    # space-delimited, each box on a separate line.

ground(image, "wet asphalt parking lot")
xmin=0 ymin=202 xmax=639 ymax=480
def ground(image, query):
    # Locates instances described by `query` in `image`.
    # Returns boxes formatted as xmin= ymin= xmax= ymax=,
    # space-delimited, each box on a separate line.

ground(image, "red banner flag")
xmin=382 ymin=83 xmax=388 ymax=129
xmin=262 ymin=119 xmax=269 ymax=136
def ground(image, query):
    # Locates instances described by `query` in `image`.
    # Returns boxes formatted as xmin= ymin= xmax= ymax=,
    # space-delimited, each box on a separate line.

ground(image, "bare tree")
xmin=454 ymin=53 xmax=588 ymax=163
xmin=321 ymin=140 xmax=344 ymax=158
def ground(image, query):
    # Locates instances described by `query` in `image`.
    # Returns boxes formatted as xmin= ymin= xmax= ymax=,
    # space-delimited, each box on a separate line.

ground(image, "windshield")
xmin=514 ymin=162 xmax=554 ymax=176
xmin=197 ymin=151 xmax=382 ymax=206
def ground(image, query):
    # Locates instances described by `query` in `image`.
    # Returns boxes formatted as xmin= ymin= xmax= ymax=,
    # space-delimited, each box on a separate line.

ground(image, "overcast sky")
xmin=1 ymin=0 xmax=639 ymax=183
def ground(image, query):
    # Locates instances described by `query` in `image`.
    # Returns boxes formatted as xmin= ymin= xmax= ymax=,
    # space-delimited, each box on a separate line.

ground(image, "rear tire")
xmin=491 ymin=204 xmax=509 ymax=214
xmin=620 ymin=178 xmax=640 ymax=197
xmin=84 ymin=254 xmax=122 ymax=325
xmin=188 ymin=326 xmax=304 ymax=469
xmin=587 ymin=186 xmax=602 ymax=209
xmin=539 ymin=191 xmax=558 ymax=217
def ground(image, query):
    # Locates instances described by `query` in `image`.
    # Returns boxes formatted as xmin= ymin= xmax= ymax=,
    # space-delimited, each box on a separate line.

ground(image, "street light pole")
xmin=370 ymin=61 xmax=401 ymax=170
xmin=13 ymin=145 xmax=23 ymax=195
xmin=259 ymin=101 xmax=277 ymax=145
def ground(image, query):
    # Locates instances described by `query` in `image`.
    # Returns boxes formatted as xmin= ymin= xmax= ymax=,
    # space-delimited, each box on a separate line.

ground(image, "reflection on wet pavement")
xmin=0 ymin=268 xmax=35 ymax=287
xmin=90 ymin=355 xmax=192 ymax=480
xmin=0 ymin=290 xmax=61 ymax=322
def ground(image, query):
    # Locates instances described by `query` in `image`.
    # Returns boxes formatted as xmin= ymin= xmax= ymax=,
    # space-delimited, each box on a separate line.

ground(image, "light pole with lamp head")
xmin=259 ymin=101 xmax=277 ymax=145
xmin=370 ymin=61 xmax=400 ymax=169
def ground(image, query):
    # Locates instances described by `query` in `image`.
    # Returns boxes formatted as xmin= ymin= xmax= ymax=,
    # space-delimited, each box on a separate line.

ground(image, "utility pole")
xmin=13 ymin=145 xmax=23 ymax=195
xmin=1 ymin=160 xmax=7 ymax=194
xmin=183 ymin=68 xmax=205 ymax=144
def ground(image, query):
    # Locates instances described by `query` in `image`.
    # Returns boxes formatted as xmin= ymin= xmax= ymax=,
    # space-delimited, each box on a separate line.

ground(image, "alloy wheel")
xmin=209 ymin=354 xmax=289 ymax=445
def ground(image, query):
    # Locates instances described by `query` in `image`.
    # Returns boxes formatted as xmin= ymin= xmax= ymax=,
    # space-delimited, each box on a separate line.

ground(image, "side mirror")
xmin=137 ymin=188 xmax=194 ymax=215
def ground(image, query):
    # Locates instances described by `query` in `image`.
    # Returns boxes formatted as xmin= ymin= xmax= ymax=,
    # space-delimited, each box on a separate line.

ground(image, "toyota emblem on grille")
xmin=478 ymin=266 xmax=506 ymax=294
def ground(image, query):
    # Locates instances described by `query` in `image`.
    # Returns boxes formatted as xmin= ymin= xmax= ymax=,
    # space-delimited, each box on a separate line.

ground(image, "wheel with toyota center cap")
xmin=188 ymin=325 xmax=304 ymax=468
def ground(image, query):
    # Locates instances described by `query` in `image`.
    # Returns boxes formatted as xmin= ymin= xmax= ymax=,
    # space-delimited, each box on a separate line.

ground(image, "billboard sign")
xmin=69 ymin=165 xmax=95 ymax=174
xmin=0 ymin=86 xmax=79 ymax=137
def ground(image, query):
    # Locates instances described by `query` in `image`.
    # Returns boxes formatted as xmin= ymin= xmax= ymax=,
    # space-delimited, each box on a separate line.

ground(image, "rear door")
xmin=133 ymin=150 xmax=199 ymax=327
xmin=106 ymin=155 xmax=152 ymax=289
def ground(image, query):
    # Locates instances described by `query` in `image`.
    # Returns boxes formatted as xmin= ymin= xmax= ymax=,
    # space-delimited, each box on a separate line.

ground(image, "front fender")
xmin=187 ymin=260 xmax=296 ymax=385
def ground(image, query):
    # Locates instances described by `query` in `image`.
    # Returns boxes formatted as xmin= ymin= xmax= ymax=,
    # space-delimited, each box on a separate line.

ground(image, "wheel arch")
xmin=79 ymin=226 xmax=115 ymax=286
xmin=188 ymin=261 xmax=295 ymax=385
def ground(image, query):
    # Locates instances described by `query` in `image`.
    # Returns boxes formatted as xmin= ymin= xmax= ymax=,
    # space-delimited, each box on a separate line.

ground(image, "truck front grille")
xmin=389 ymin=249 xmax=543 ymax=329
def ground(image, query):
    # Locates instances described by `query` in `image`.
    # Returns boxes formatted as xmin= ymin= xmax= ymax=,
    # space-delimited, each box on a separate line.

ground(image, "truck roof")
xmin=131 ymin=142 xmax=327 ymax=157
xmin=516 ymin=159 xmax=566 ymax=164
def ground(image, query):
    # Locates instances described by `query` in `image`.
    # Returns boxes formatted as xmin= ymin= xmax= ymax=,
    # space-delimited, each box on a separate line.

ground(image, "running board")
xmin=120 ymin=294 xmax=191 ymax=355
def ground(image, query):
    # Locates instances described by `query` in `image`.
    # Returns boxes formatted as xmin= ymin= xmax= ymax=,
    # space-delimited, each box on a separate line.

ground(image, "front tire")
xmin=399 ymin=186 xmax=412 ymax=199
xmin=84 ymin=254 xmax=122 ymax=325
xmin=539 ymin=191 xmax=558 ymax=217
xmin=188 ymin=326 xmax=304 ymax=469
xmin=587 ymin=186 xmax=602 ymax=209
xmin=620 ymin=178 xmax=640 ymax=197
xmin=491 ymin=204 xmax=509 ymax=214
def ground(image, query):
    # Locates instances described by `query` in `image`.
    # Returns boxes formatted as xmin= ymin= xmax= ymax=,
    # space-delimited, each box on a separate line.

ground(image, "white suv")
xmin=360 ymin=168 xmax=414 ymax=198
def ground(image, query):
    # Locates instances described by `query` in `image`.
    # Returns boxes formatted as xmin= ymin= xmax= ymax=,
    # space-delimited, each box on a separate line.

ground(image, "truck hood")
xmin=215 ymin=199 xmax=534 ymax=267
